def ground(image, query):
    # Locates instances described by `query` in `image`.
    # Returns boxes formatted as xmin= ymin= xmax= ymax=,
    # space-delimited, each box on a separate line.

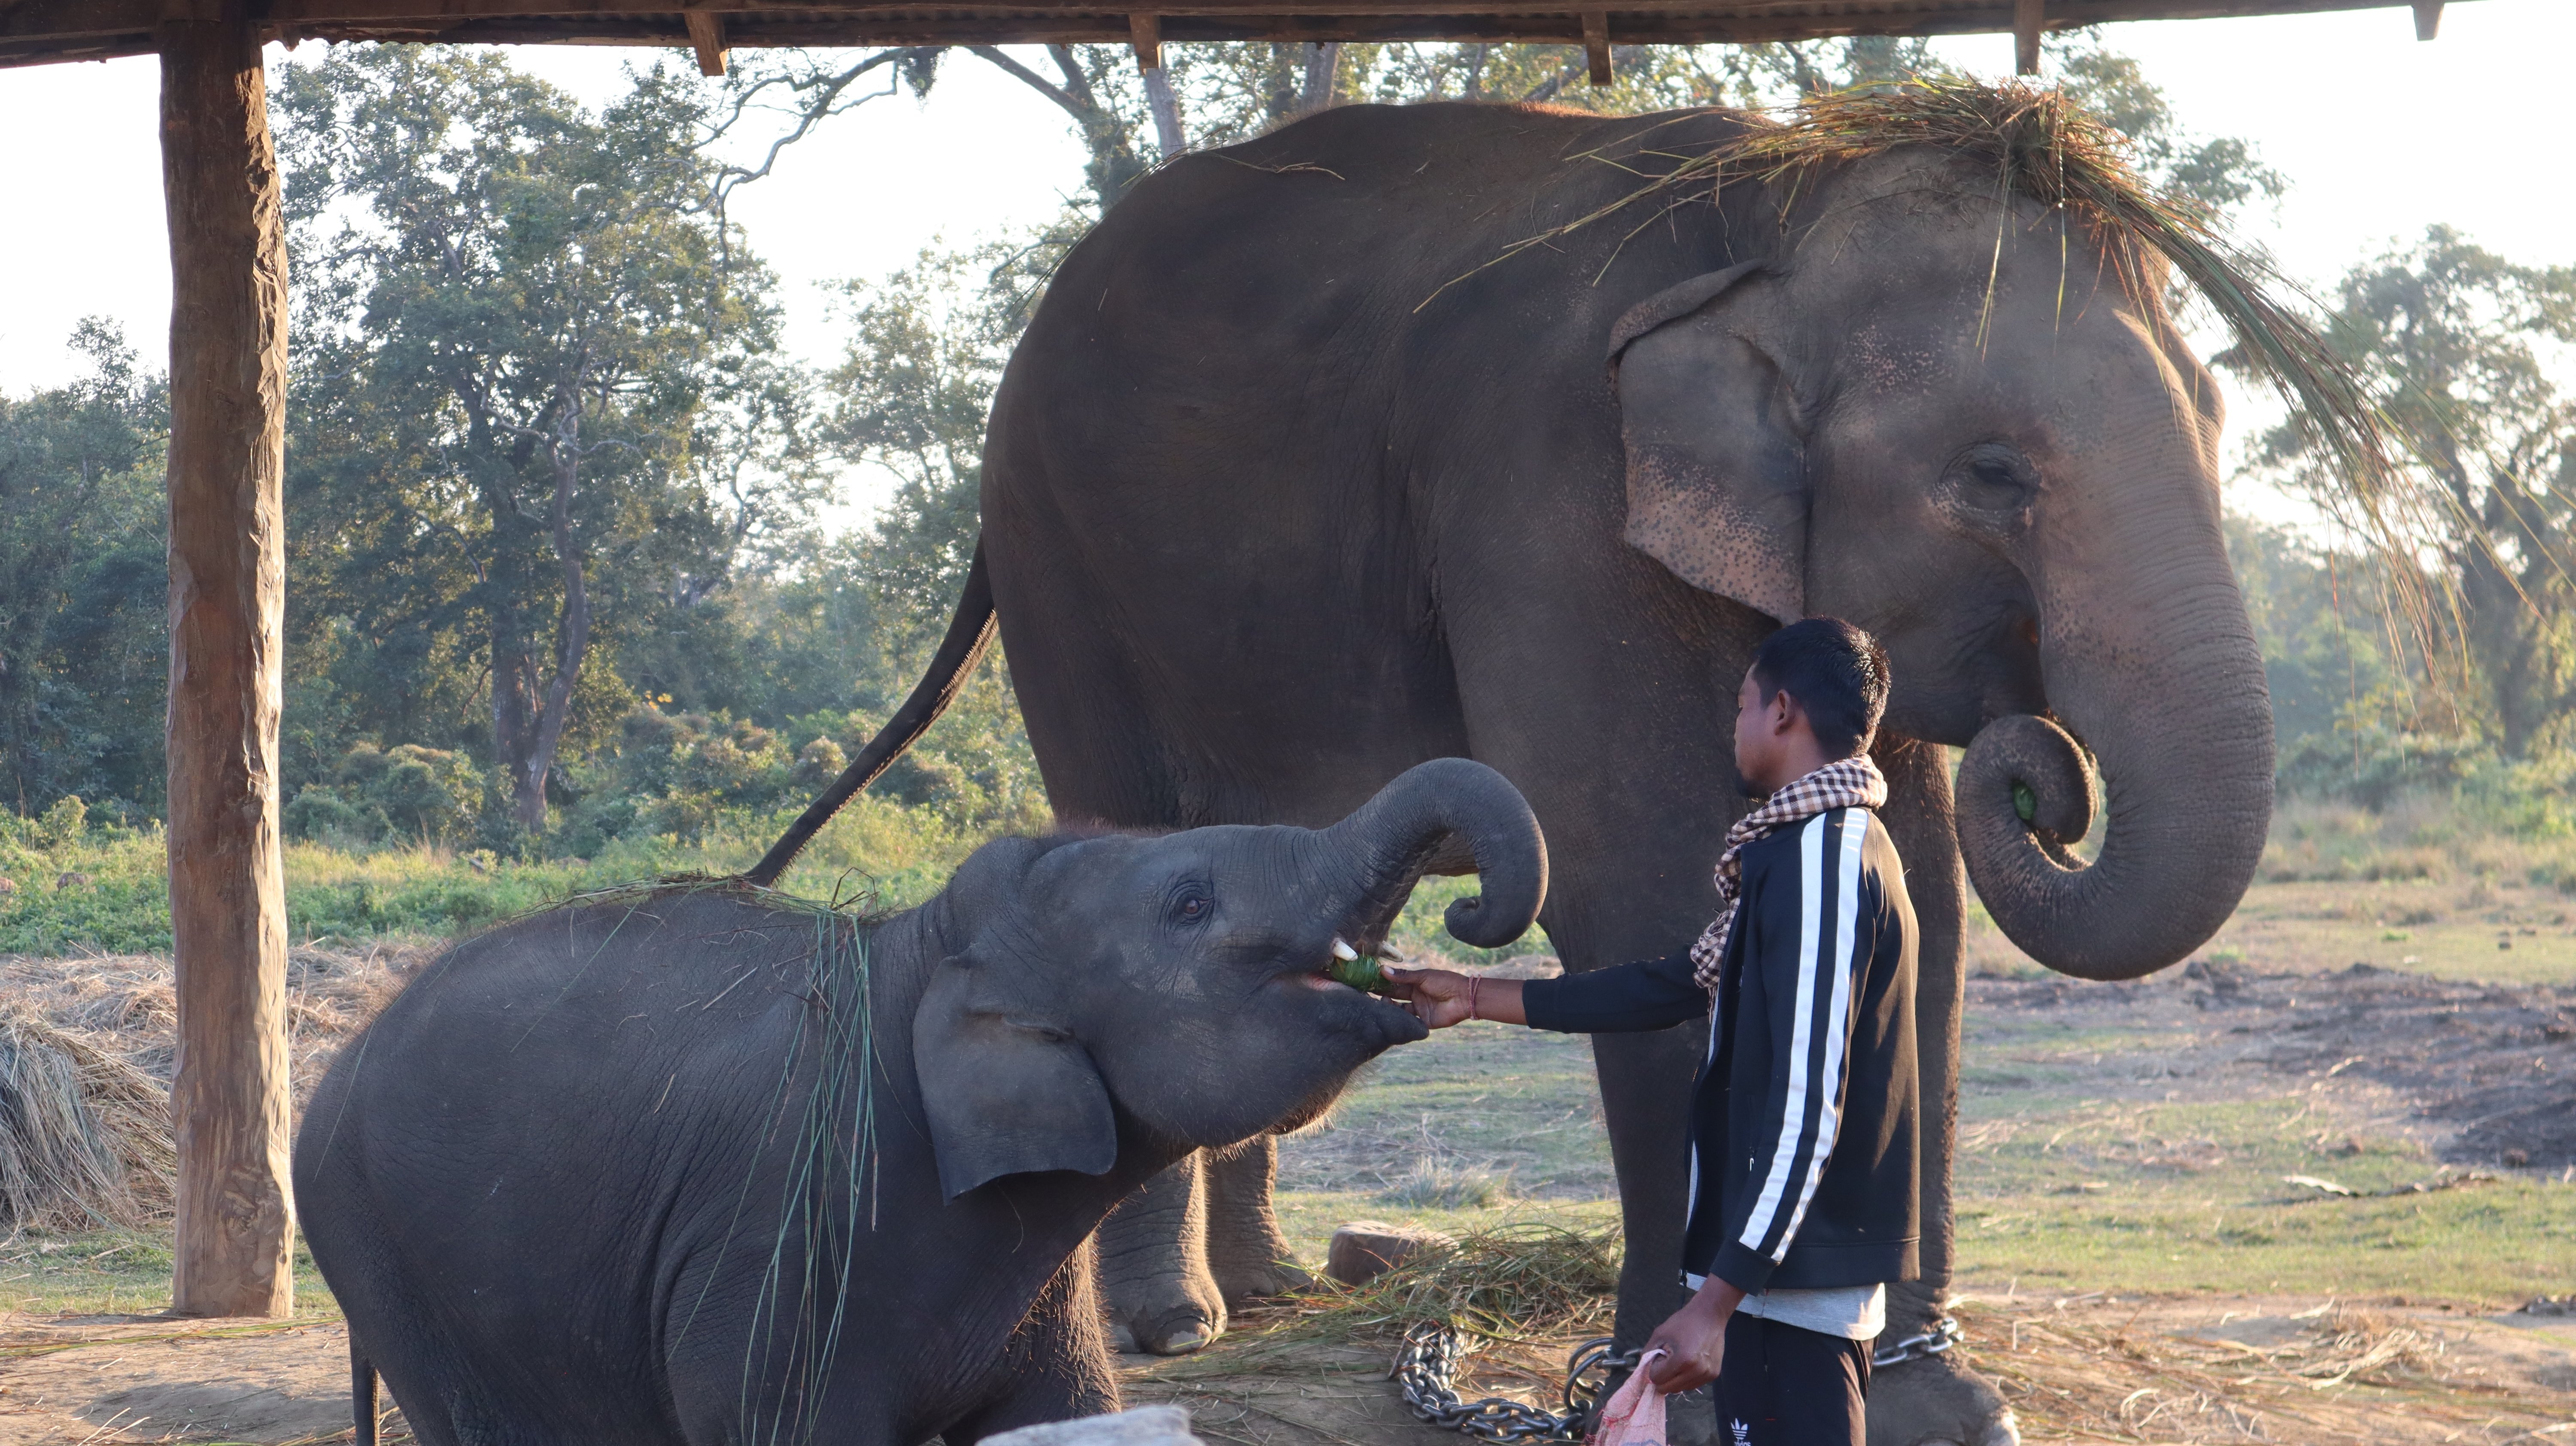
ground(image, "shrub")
xmin=31 ymin=795 xmax=88 ymax=853
xmin=2279 ymin=729 xmax=2484 ymax=811
xmin=287 ymin=743 xmax=483 ymax=846
xmin=284 ymin=785 xmax=381 ymax=845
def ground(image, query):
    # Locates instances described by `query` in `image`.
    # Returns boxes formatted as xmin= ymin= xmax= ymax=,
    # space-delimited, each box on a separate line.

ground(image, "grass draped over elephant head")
xmin=541 ymin=875 xmax=884 ymax=1446
xmin=1469 ymin=77 xmax=2446 ymax=635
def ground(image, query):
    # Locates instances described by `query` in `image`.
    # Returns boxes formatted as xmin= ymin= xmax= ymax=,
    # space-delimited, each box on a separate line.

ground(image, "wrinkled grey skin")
xmin=977 ymin=102 xmax=2271 ymax=1446
xmin=293 ymin=759 xmax=1545 ymax=1446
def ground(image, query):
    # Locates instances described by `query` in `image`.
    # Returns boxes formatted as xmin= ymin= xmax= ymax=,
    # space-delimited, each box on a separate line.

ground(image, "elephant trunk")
xmin=1322 ymin=758 xmax=1549 ymax=949
xmin=1956 ymin=507 xmax=2274 ymax=981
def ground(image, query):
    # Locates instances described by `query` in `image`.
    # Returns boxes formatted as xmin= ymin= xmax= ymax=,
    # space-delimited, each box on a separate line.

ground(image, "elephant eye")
xmin=1166 ymin=885 xmax=1214 ymax=927
xmin=1941 ymin=443 xmax=2038 ymax=527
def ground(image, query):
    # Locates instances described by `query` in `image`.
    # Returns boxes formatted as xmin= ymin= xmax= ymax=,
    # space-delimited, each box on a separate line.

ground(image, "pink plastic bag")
xmin=1588 ymin=1348 xmax=1668 ymax=1446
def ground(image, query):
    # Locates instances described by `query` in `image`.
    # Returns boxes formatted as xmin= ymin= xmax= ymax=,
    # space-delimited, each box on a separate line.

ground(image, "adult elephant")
xmin=759 ymin=85 xmax=2299 ymax=1446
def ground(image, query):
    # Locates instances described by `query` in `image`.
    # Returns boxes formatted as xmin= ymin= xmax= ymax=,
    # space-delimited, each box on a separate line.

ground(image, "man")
xmin=1385 ymin=617 xmax=1919 ymax=1446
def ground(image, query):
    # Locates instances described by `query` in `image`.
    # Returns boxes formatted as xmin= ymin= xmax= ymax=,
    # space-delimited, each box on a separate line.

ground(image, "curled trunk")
xmin=1322 ymin=757 xmax=1549 ymax=949
xmin=1958 ymin=532 xmax=2275 ymax=981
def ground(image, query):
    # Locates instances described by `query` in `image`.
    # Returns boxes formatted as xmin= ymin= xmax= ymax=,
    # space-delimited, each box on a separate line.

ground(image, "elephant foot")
xmin=1865 ymin=1352 xmax=2018 ymax=1446
xmin=1103 ymin=1284 xmax=1227 ymax=1356
xmin=1211 ymin=1253 xmax=1312 ymax=1304
xmin=1203 ymin=1136 xmax=1313 ymax=1305
xmin=1099 ymin=1152 xmax=1230 ymax=1356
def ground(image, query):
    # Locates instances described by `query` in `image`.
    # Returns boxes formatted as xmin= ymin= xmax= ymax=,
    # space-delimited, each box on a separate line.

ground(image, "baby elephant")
xmin=294 ymin=757 xmax=1546 ymax=1446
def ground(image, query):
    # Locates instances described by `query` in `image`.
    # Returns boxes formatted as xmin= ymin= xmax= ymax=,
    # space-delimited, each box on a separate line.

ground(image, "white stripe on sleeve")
xmin=1737 ymin=812 xmax=1827 ymax=1255
xmin=1774 ymin=809 xmax=1867 ymax=1255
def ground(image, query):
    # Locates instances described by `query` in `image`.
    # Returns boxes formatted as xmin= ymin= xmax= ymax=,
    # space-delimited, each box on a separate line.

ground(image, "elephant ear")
xmin=913 ymin=950 xmax=1118 ymax=1201
xmin=1607 ymin=260 xmax=1807 ymax=623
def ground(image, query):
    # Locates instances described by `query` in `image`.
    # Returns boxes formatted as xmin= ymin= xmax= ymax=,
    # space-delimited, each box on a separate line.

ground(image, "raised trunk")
xmin=1320 ymin=757 xmax=1548 ymax=950
xmin=1957 ymin=497 xmax=2275 ymax=981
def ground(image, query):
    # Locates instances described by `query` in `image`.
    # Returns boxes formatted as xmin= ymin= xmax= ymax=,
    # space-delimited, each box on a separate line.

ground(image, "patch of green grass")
xmin=0 ymin=795 xmax=1002 ymax=955
xmin=1953 ymin=1094 xmax=2576 ymax=1305
xmin=0 ymin=1227 xmax=339 ymax=1320
xmin=1274 ymin=1019 xmax=1619 ymax=1264
xmin=1388 ymin=875 xmax=1560 ymax=967
xmin=0 ymin=800 xmax=1561 ymax=960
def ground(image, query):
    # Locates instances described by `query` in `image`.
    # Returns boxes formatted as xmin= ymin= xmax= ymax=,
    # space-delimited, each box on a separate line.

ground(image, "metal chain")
xmin=1395 ymin=1314 xmax=1960 ymax=1442
xmin=1392 ymin=1324 xmax=1639 ymax=1443
xmin=1869 ymin=1314 xmax=1962 ymax=1369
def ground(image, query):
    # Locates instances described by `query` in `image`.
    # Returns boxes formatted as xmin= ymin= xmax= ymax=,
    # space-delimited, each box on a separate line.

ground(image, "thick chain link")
xmin=1869 ymin=1314 xmax=1962 ymax=1369
xmin=1391 ymin=1324 xmax=1639 ymax=1443
xmin=1394 ymin=1314 xmax=1960 ymax=1442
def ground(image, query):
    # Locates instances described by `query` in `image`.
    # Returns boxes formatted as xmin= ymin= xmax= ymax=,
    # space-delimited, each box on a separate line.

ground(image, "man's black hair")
xmin=1750 ymin=617 xmax=1890 ymax=759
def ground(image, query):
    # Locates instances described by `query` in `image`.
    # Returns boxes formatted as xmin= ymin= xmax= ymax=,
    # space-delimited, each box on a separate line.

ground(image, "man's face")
xmin=1733 ymin=668 xmax=1784 ymax=793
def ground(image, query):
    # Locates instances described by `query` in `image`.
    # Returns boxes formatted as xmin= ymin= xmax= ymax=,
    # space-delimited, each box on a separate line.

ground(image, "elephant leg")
xmin=947 ymin=1238 xmax=1123 ymax=1445
xmin=1202 ymin=1136 xmax=1313 ymax=1303
xmin=1588 ymin=1027 xmax=1698 ymax=1346
xmin=1590 ymin=1027 xmax=1716 ymax=1446
xmin=1865 ymin=737 xmax=2019 ymax=1446
xmin=1094 ymin=1150 xmax=1227 ymax=1356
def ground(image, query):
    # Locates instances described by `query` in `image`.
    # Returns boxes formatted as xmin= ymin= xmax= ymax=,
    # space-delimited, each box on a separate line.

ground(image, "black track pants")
xmin=1712 ymin=1312 xmax=1870 ymax=1446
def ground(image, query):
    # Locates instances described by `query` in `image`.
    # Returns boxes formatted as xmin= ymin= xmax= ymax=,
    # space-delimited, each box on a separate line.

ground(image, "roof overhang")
xmin=0 ymin=0 xmax=2461 ymax=73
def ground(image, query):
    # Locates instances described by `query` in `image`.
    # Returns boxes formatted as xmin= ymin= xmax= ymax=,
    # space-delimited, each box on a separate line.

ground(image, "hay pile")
xmin=0 ymin=944 xmax=422 ymax=1233
xmin=0 ymin=1006 xmax=174 ymax=1231
xmin=1285 ymin=1221 xmax=1621 ymax=1346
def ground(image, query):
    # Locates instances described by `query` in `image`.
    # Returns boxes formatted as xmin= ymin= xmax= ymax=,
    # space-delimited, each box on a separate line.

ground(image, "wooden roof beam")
xmin=0 ymin=0 xmax=2489 ymax=71
xmin=683 ymin=4 xmax=726 ymax=72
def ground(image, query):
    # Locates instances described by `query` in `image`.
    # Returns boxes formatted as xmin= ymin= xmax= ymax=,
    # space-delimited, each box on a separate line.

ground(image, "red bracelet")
xmin=1467 ymin=975 xmax=1482 ymax=1022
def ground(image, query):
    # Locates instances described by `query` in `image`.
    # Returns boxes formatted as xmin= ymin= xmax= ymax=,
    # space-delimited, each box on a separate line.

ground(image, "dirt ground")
xmin=7 ymin=1293 xmax=2574 ymax=1445
xmin=1965 ymin=952 xmax=2576 ymax=1175
xmin=3 ymin=899 xmax=2572 ymax=1444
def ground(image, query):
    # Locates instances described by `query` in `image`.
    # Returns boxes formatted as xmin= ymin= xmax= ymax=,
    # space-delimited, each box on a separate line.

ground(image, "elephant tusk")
xmin=1331 ymin=937 xmax=1360 ymax=961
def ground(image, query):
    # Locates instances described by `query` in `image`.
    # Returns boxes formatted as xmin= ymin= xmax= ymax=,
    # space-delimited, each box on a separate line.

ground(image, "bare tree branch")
xmin=968 ymin=44 xmax=1087 ymax=121
xmin=707 ymin=49 xmax=909 ymax=217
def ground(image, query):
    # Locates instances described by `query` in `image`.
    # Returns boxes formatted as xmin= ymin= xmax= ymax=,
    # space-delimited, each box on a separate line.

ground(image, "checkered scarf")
xmin=1688 ymin=756 xmax=1888 ymax=988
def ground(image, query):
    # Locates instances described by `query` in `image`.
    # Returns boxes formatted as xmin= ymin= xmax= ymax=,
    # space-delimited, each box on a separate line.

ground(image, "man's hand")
xmin=1642 ymin=1280 xmax=1744 ymax=1394
xmin=1376 ymin=966 xmax=1476 ymax=1028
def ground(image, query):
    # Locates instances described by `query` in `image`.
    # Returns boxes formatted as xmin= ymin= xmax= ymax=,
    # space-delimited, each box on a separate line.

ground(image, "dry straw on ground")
xmin=1960 ymin=1297 xmax=2574 ymax=1443
xmin=1284 ymin=1222 xmax=1622 ymax=1346
xmin=0 ymin=944 xmax=422 ymax=1233
xmin=0 ymin=1005 xmax=174 ymax=1231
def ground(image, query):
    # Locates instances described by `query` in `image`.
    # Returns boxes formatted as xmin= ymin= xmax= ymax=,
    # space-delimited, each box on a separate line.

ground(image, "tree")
xmin=277 ymin=47 xmax=816 ymax=829
xmin=2256 ymin=228 xmax=2576 ymax=759
xmin=0 ymin=321 xmax=169 ymax=820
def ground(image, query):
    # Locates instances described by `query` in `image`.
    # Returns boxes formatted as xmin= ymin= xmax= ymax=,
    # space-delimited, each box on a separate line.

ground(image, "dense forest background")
xmin=4 ymin=34 xmax=2572 ymax=936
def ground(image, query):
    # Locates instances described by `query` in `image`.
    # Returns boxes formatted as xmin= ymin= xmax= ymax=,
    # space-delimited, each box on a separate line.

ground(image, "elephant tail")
xmin=351 ymin=1334 xmax=379 ymax=1446
xmin=744 ymin=542 xmax=1000 ymax=887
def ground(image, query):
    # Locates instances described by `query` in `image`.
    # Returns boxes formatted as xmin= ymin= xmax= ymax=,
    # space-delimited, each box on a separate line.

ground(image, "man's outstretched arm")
xmin=1382 ymin=951 xmax=1707 ymax=1032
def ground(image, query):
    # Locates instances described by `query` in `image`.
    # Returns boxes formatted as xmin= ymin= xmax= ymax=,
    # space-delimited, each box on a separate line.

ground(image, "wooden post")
xmin=684 ymin=8 xmax=728 ymax=76
xmin=1582 ymin=12 xmax=1612 ymax=86
xmin=160 ymin=10 xmax=294 ymax=1320
xmin=2413 ymin=1 xmax=2443 ymax=40
xmin=1130 ymin=13 xmax=1185 ymax=161
xmin=2013 ymin=0 xmax=2045 ymax=74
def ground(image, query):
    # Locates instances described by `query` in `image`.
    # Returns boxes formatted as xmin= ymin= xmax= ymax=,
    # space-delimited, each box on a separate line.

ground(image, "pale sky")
xmin=2 ymin=0 xmax=2567 ymax=524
